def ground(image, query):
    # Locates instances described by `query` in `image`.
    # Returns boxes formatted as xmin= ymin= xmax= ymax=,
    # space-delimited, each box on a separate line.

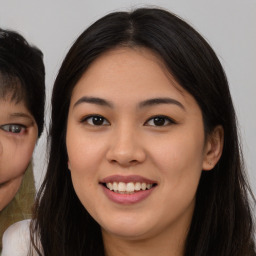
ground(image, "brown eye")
xmin=152 ymin=117 xmax=165 ymax=126
xmin=83 ymin=115 xmax=110 ymax=126
xmin=145 ymin=116 xmax=175 ymax=127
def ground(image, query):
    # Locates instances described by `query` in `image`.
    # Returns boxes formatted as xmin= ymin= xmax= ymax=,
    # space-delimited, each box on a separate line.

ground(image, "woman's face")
xmin=66 ymin=47 xmax=213 ymax=241
xmin=0 ymin=95 xmax=38 ymax=210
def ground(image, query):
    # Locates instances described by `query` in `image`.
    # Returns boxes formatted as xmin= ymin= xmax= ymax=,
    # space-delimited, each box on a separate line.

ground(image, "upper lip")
xmin=100 ymin=175 xmax=157 ymax=184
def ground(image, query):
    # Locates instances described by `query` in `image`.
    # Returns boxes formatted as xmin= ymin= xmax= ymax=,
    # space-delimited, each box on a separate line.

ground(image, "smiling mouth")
xmin=101 ymin=182 xmax=157 ymax=194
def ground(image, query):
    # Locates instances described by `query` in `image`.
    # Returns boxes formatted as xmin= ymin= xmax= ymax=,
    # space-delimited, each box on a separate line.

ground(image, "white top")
xmin=2 ymin=219 xmax=31 ymax=256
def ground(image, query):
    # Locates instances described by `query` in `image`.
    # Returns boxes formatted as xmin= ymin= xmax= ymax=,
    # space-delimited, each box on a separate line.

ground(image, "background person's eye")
xmin=145 ymin=116 xmax=175 ymax=127
xmin=83 ymin=115 xmax=110 ymax=126
xmin=0 ymin=124 xmax=26 ymax=133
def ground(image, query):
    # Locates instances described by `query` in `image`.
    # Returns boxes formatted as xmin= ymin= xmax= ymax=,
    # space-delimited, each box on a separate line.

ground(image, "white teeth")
xmin=126 ymin=182 xmax=135 ymax=192
xmin=106 ymin=183 xmax=113 ymax=190
xmin=118 ymin=182 xmax=126 ymax=192
xmin=134 ymin=182 xmax=141 ymax=191
xmin=146 ymin=184 xmax=151 ymax=189
xmin=113 ymin=182 xmax=118 ymax=191
xmin=105 ymin=181 xmax=154 ymax=193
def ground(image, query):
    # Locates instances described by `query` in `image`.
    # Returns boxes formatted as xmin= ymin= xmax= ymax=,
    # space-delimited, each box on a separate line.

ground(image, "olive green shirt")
xmin=0 ymin=163 xmax=35 ymax=251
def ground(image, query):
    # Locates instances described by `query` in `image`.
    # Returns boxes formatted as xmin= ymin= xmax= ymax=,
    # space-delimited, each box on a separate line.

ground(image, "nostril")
xmin=106 ymin=143 xmax=146 ymax=166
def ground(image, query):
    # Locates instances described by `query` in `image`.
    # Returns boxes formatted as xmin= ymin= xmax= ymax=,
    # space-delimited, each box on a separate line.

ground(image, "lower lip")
xmin=102 ymin=185 xmax=155 ymax=205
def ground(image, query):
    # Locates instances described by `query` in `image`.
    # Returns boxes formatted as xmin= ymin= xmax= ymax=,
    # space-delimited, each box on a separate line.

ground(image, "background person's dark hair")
xmin=31 ymin=8 xmax=255 ymax=256
xmin=0 ymin=28 xmax=45 ymax=137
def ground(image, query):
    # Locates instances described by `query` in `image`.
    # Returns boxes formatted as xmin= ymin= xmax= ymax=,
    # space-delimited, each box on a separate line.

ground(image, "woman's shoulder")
xmin=2 ymin=219 xmax=31 ymax=256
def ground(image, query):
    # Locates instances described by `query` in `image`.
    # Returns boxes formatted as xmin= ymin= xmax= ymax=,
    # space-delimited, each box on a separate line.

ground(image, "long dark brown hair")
xmin=30 ymin=8 xmax=255 ymax=256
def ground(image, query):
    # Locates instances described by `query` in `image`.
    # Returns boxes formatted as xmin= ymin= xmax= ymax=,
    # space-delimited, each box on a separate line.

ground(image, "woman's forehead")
xmin=70 ymin=47 xmax=201 ymax=115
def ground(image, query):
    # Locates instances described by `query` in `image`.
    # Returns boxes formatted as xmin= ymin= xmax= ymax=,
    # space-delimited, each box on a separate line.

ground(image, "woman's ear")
xmin=202 ymin=125 xmax=224 ymax=171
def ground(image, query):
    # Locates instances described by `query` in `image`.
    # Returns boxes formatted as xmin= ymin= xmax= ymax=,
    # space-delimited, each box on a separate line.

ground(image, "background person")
xmin=0 ymin=28 xmax=45 ymax=252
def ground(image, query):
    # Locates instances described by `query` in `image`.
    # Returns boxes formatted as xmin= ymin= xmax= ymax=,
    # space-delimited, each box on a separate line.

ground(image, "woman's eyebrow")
xmin=73 ymin=96 xmax=185 ymax=110
xmin=73 ymin=96 xmax=113 ymax=108
xmin=138 ymin=98 xmax=185 ymax=111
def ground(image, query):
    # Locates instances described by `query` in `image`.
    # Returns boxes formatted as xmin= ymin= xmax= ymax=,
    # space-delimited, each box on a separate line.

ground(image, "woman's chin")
xmin=100 ymin=219 xmax=156 ymax=241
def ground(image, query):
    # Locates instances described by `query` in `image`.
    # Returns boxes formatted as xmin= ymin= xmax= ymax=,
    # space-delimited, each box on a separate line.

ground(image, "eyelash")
xmin=81 ymin=115 xmax=110 ymax=126
xmin=0 ymin=124 xmax=27 ymax=134
xmin=144 ymin=115 xmax=176 ymax=127
xmin=81 ymin=114 xmax=175 ymax=127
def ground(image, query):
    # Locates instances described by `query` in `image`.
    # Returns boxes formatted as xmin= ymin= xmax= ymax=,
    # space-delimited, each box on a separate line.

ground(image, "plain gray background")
xmin=1 ymin=0 xmax=255 ymax=196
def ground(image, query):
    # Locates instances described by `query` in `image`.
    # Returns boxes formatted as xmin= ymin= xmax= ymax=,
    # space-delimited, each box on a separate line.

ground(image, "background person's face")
xmin=0 ymin=96 xmax=38 ymax=210
xmin=66 ymin=47 xmax=211 ymax=241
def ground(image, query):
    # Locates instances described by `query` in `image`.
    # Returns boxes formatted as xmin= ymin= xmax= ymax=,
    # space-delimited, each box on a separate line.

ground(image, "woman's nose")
xmin=106 ymin=127 xmax=146 ymax=167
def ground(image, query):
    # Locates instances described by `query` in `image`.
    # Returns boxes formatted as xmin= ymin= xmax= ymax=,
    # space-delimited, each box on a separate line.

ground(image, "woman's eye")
xmin=0 ymin=124 xmax=26 ymax=134
xmin=145 ymin=116 xmax=174 ymax=127
xmin=82 ymin=115 xmax=110 ymax=126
